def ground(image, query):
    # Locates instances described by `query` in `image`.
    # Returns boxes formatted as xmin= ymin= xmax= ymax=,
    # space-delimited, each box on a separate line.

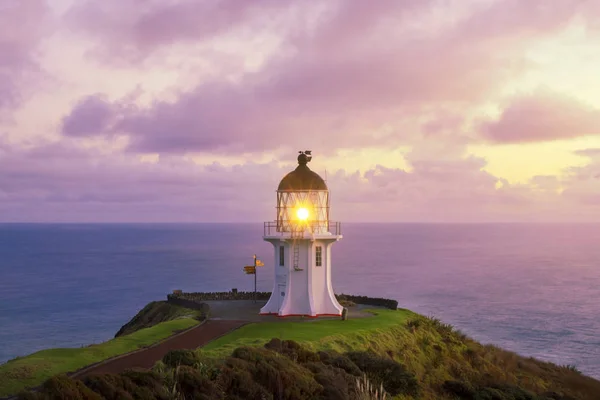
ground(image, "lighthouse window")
xmin=315 ymin=246 xmax=322 ymax=266
xmin=279 ymin=246 xmax=285 ymax=266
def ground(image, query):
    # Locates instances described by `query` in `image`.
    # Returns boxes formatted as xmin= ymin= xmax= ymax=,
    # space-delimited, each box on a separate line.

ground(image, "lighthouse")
xmin=260 ymin=151 xmax=344 ymax=317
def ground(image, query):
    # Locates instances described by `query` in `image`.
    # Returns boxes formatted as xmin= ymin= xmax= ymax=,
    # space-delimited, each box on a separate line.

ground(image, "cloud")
xmin=0 ymin=139 xmax=283 ymax=222
xmin=64 ymin=0 xmax=294 ymax=63
xmin=559 ymin=149 xmax=600 ymax=206
xmin=478 ymin=91 xmax=600 ymax=143
xmin=0 ymin=0 xmax=51 ymax=112
xmin=4 ymin=0 xmax=600 ymax=222
xmin=61 ymin=0 xmax=565 ymax=156
xmin=62 ymin=94 xmax=116 ymax=136
xmin=65 ymin=0 xmax=600 ymax=63
xmin=575 ymin=148 xmax=600 ymax=160
xmin=2 ymin=136 xmax=600 ymax=222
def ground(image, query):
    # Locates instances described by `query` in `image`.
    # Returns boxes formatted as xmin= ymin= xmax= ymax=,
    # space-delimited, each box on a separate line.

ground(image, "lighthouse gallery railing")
xmin=263 ymin=221 xmax=341 ymax=236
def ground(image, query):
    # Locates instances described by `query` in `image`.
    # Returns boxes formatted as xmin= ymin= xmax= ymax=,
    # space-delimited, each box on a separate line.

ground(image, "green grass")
xmin=198 ymin=310 xmax=600 ymax=399
xmin=201 ymin=308 xmax=416 ymax=359
xmin=114 ymin=301 xmax=204 ymax=337
xmin=0 ymin=318 xmax=199 ymax=397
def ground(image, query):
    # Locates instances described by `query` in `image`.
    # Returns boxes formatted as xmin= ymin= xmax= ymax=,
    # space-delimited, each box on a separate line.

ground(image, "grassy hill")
xmin=114 ymin=301 xmax=204 ymax=338
xmin=8 ymin=306 xmax=600 ymax=400
xmin=0 ymin=318 xmax=199 ymax=398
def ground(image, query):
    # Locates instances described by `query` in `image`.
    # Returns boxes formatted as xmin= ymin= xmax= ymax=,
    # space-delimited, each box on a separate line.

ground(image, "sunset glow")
xmin=1 ymin=0 xmax=600 ymax=222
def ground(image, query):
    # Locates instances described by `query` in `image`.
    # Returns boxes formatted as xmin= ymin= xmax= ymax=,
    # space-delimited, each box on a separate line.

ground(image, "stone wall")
xmin=167 ymin=291 xmax=271 ymax=303
xmin=336 ymin=294 xmax=398 ymax=310
xmin=167 ymin=291 xmax=398 ymax=310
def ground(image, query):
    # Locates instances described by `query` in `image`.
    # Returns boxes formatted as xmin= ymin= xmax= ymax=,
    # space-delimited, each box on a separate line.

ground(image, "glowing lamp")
xmin=296 ymin=207 xmax=309 ymax=221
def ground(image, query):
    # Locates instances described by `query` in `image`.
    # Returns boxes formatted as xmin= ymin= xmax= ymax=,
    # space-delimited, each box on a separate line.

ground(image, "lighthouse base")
xmin=260 ymin=236 xmax=343 ymax=318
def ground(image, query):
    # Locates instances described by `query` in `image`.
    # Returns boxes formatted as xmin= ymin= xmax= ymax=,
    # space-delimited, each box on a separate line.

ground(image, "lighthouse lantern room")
xmin=261 ymin=151 xmax=344 ymax=317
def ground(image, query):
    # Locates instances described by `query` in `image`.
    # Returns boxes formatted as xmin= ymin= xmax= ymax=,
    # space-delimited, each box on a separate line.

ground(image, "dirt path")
xmin=71 ymin=320 xmax=246 ymax=378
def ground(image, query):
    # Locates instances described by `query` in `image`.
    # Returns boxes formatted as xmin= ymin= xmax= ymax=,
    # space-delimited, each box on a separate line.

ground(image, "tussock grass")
xmin=200 ymin=312 xmax=600 ymax=399
xmin=5 ymin=306 xmax=600 ymax=399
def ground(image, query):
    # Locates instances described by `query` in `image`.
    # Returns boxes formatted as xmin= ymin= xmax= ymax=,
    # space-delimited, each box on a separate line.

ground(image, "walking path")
xmin=71 ymin=320 xmax=246 ymax=378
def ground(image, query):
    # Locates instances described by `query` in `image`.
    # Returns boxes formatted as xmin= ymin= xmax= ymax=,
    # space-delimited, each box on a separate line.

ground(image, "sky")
xmin=1 ymin=0 xmax=600 ymax=223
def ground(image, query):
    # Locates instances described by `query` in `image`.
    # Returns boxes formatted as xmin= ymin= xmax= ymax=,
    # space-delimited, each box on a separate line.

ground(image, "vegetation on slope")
xmin=200 ymin=308 xmax=415 ymax=359
xmin=0 ymin=318 xmax=199 ymax=398
xmin=114 ymin=301 xmax=203 ymax=337
xmin=13 ymin=309 xmax=600 ymax=399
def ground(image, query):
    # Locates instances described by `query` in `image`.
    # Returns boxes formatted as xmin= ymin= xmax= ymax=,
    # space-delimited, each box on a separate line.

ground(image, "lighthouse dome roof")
xmin=277 ymin=152 xmax=328 ymax=191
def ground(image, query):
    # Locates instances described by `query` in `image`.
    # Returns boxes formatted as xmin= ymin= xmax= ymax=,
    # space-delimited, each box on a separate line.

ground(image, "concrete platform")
xmin=203 ymin=300 xmax=380 ymax=322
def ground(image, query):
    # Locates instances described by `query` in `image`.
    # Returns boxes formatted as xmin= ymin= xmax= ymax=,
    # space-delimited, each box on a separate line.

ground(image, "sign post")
xmin=242 ymin=255 xmax=265 ymax=303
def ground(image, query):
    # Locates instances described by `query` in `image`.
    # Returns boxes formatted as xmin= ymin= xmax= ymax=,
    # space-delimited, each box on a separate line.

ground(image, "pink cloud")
xmin=0 ymin=0 xmax=51 ymax=111
xmin=62 ymin=94 xmax=116 ymax=136
xmin=478 ymin=91 xmax=600 ymax=143
xmin=2 ymin=137 xmax=600 ymax=222
xmin=4 ymin=1 xmax=600 ymax=222
xmin=560 ymin=149 xmax=600 ymax=205
xmin=65 ymin=0 xmax=291 ymax=63
xmin=61 ymin=0 xmax=562 ymax=155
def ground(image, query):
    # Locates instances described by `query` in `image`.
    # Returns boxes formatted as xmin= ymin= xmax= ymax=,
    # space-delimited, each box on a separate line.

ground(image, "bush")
xmin=32 ymin=374 xmax=104 ymax=400
xmin=263 ymin=339 xmax=320 ymax=363
xmin=175 ymin=365 xmax=222 ymax=400
xmin=162 ymin=349 xmax=201 ymax=368
xmin=475 ymin=384 xmax=536 ymax=400
xmin=216 ymin=360 xmax=273 ymax=400
xmin=442 ymin=380 xmax=476 ymax=398
xmin=346 ymin=351 xmax=419 ymax=397
xmin=318 ymin=351 xmax=362 ymax=377
xmin=82 ymin=373 xmax=135 ymax=400
xmin=121 ymin=369 xmax=167 ymax=398
xmin=230 ymin=346 xmax=322 ymax=399
xmin=309 ymin=363 xmax=356 ymax=400
xmin=339 ymin=300 xmax=356 ymax=308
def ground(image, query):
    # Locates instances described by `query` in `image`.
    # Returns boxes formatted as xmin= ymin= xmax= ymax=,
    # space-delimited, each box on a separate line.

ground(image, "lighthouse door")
xmin=278 ymin=284 xmax=286 ymax=308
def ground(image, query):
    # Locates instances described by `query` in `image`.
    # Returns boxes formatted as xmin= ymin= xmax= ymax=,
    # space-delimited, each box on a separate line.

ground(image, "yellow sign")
xmin=256 ymin=259 xmax=264 ymax=267
xmin=244 ymin=266 xmax=256 ymax=274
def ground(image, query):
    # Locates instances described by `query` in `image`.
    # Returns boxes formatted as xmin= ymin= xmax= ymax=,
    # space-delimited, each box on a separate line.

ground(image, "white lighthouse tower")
xmin=260 ymin=151 xmax=344 ymax=317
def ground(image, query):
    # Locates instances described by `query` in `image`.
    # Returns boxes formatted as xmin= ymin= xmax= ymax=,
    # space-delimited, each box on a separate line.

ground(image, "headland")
xmin=2 ymin=291 xmax=599 ymax=400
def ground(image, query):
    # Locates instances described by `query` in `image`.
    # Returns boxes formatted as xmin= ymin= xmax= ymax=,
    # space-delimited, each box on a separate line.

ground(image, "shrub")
xmin=82 ymin=373 xmax=135 ymax=400
xmin=263 ymin=339 xmax=320 ymax=363
xmin=33 ymin=374 xmax=104 ymax=400
xmin=475 ymin=384 xmax=537 ymax=399
xmin=163 ymin=349 xmax=201 ymax=368
xmin=346 ymin=351 xmax=419 ymax=397
xmin=216 ymin=361 xmax=273 ymax=400
xmin=406 ymin=318 xmax=422 ymax=330
xmin=229 ymin=346 xmax=322 ymax=399
xmin=318 ymin=352 xmax=362 ymax=377
xmin=442 ymin=380 xmax=476 ymax=398
xmin=121 ymin=369 xmax=167 ymax=398
xmin=312 ymin=364 xmax=356 ymax=400
xmin=339 ymin=300 xmax=356 ymax=307
xmin=175 ymin=365 xmax=222 ymax=400
xmin=16 ymin=392 xmax=42 ymax=400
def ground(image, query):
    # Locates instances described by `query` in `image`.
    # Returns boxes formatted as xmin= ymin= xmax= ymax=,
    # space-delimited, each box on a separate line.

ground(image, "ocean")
xmin=1 ymin=223 xmax=599 ymax=378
